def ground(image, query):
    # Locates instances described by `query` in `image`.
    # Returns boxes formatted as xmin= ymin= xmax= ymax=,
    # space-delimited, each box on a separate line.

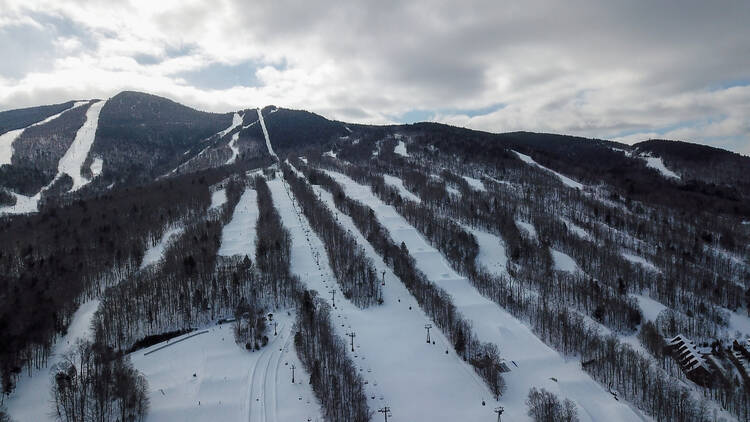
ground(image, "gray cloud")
xmin=0 ymin=0 xmax=749 ymax=154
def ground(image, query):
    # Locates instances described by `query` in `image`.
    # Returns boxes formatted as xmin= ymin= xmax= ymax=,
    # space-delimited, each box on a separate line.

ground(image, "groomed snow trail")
xmin=218 ymin=188 xmax=258 ymax=257
xmin=57 ymin=100 xmax=106 ymax=191
xmin=0 ymin=101 xmax=89 ymax=166
xmin=257 ymin=108 xmax=277 ymax=159
xmin=218 ymin=112 xmax=243 ymax=138
xmin=324 ymin=169 xmax=647 ymax=422
xmin=0 ymin=101 xmax=105 ymax=215
xmin=226 ymin=132 xmax=240 ymax=165
xmin=269 ymin=173 xmax=498 ymax=421
xmin=512 ymin=150 xmax=584 ymax=189
xmin=6 ymin=299 xmax=101 ymax=422
xmin=131 ymin=313 xmax=321 ymax=422
xmin=382 ymin=174 xmax=420 ymax=203
xmin=140 ymin=225 xmax=184 ymax=269
xmin=639 ymin=154 xmax=680 ymax=180
xmin=393 ymin=139 xmax=409 ymax=157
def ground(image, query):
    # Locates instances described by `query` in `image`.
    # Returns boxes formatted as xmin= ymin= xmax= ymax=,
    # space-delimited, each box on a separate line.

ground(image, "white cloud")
xmin=0 ymin=0 xmax=749 ymax=153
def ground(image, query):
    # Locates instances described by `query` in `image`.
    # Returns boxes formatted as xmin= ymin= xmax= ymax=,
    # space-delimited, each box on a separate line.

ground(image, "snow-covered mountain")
xmin=1 ymin=91 xmax=749 ymax=422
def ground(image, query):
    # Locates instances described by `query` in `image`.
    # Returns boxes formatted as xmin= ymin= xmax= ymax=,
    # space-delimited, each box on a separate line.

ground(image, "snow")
xmin=131 ymin=313 xmax=322 ymax=422
xmin=515 ymin=219 xmax=538 ymax=241
xmin=226 ymin=132 xmax=240 ymax=165
xmin=394 ymin=140 xmax=409 ymax=157
xmin=209 ymin=188 xmax=227 ymax=211
xmin=727 ymin=310 xmax=750 ymax=337
xmin=269 ymin=174 xmax=502 ymax=421
xmin=550 ymin=248 xmax=581 ymax=273
xmin=257 ymin=108 xmax=277 ymax=159
xmin=465 ymin=225 xmax=508 ymax=275
xmin=217 ymin=188 xmax=258 ymax=257
xmin=323 ymin=150 xmax=337 ymax=158
xmin=512 ymin=150 xmax=584 ymax=190
xmin=0 ymin=190 xmax=41 ymax=215
xmin=324 ymin=169 xmax=646 ymax=422
xmin=621 ymin=252 xmax=661 ymax=273
xmin=382 ymin=174 xmax=421 ymax=203
xmin=56 ymin=100 xmax=106 ymax=192
xmin=6 ymin=299 xmax=100 ymax=422
xmin=217 ymin=112 xmax=243 ymax=138
xmin=0 ymin=101 xmax=88 ymax=166
xmin=639 ymin=154 xmax=680 ymax=180
xmin=446 ymin=186 xmax=461 ymax=196
xmin=633 ymin=295 xmax=667 ymax=322
xmin=141 ymin=226 xmax=184 ymax=269
xmin=90 ymin=157 xmax=103 ymax=178
xmin=462 ymin=176 xmax=486 ymax=191
xmin=561 ymin=218 xmax=593 ymax=241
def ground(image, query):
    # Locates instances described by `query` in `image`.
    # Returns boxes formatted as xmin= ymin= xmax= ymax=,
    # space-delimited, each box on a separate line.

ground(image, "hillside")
xmin=1 ymin=92 xmax=749 ymax=422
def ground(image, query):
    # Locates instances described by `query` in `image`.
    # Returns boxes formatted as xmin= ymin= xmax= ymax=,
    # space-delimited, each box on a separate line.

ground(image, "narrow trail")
xmin=257 ymin=108 xmax=277 ymax=160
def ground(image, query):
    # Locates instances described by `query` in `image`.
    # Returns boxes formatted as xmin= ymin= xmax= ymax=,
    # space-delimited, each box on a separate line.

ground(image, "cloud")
xmin=0 ymin=0 xmax=748 ymax=154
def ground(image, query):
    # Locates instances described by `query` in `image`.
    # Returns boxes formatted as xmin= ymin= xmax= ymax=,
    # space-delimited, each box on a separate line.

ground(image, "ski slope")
xmin=226 ymin=132 xmax=240 ymax=165
xmin=324 ymin=169 xmax=647 ymax=422
xmin=515 ymin=219 xmax=538 ymax=241
xmin=209 ymin=187 xmax=227 ymax=211
xmin=268 ymin=173 xmax=500 ymax=421
xmin=257 ymin=108 xmax=277 ymax=159
xmin=0 ymin=101 xmax=89 ymax=166
xmin=462 ymin=175 xmax=486 ymax=191
xmin=140 ymin=225 xmax=184 ymax=269
xmin=512 ymin=150 xmax=584 ymax=189
xmin=131 ymin=313 xmax=321 ymax=422
xmin=639 ymin=154 xmax=680 ymax=180
xmin=217 ymin=188 xmax=258 ymax=257
xmin=6 ymin=299 xmax=100 ymax=422
xmin=394 ymin=139 xmax=409 ymax=157
xmin=465 ymin=225 xmax=508 ymax=275
xmin=621 ymin=252 xmax=661 ymax=273
xmin=550 ymin=248 xmax=581 ymax=273
xmin=57 ymin=100 xmax=106 ymax=191
xmin=218 ymin=112 xmax=243 ymax=138
xmin=383 ymin=174 xmax=421 ymax=203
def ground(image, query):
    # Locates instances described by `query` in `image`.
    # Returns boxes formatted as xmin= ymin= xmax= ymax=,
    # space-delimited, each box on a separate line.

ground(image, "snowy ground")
xmin=639 ymin=153 xmax=680 ymax=180
xmin=0 ymin=101 xmax=88 ymax=166
xmin=268 ymin=173 xmax=503 ymax=421
xmin=515 ymin=219 xmax=538 ymax=241
xmin=512 ymin=150 xmax=584 ymax=190
xmin=217 ymin=188 xmax=258 ymax=257
xmin=465 ymin=225 xmax=508 ymax=275
xmin=217 ymin=112 xmax=243 ymax=138
xmin=462 ymin=175 xmax=486 ymax=191
xmin=131 ymin=313 xmax=322 ymax=422
xmin=561 ymin=217 xmax=593 ymax=241
xmin=394 ymin=139 xmax=409 ymax=157
xmin=633 ymin=294 xmax=667 ymax=322
xmin=226 ymin=132 xmax=240 ymax=165
xmin=209 ymin=187 xmax=227 ymax=211
xmin=324 ymin=169 xmax=647 ymax=422
xmin=550 ymin=248 xmax=582 ymax=273
xmin=621 ymin=252 xmax=661 ymax=273
xmin=6 ymin=299 xmax=101 ymax=422
xmin=56 ymin=100 xmax=106 ymax=192
xmin=257 ymin=108 xmax=277 ymax=159
xmin=383 ymin=174 xmax=421 ymax=203
xmin=140 ymin=225 xmax=184 ymax=269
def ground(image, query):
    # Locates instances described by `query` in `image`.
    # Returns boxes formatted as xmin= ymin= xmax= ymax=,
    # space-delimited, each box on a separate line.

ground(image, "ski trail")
xmin=257 ymin=108 xmax=277 ymax=160
xmin=0 ymin=101 xmax=88 ymax=166
xmin=218 ymin=112 xmax=243 ymax=138
xmin=323 ymin=169 xmax=647 ymax=422
xmin=57 ymin=100 xmax=106 ymax=191
xmin=226 ymin=132 xmax=240 ymax=165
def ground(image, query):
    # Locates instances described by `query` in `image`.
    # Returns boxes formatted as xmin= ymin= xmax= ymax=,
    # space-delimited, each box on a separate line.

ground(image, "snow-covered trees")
xmin=526 ymin=387 xmax=578 ymax=422
xmin=51 ymin=339 xmax=148 ymax=422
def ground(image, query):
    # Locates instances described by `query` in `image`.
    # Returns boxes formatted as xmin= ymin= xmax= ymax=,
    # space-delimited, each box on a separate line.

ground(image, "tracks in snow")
xmin=247 ymin=321 xmax=292 ymax=422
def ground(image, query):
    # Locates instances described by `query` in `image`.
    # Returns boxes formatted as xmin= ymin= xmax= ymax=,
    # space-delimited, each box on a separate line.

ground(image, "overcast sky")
xmin=1 ymin=0 xmax=749 ymax=154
